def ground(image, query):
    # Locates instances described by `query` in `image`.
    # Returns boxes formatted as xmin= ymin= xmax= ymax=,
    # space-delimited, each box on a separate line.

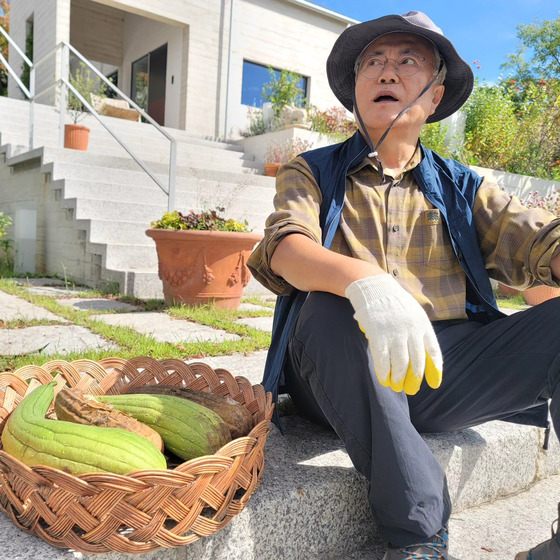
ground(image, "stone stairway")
xmin=0 ymin=96 xmax=275 ymax=297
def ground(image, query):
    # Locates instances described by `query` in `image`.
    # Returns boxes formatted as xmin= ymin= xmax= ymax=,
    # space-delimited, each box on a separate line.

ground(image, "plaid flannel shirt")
xmin=248 ymin=149 xmax=560 ymax=322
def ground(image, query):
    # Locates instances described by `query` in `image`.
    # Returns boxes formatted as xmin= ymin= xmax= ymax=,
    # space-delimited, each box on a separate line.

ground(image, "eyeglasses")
xmin=358 ymin=54 xmax=427 ymax=79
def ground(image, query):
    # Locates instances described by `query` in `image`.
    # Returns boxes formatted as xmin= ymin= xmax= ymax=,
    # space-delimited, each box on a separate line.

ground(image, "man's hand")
xmin=345 ymin=274 xmax=443 ymax=395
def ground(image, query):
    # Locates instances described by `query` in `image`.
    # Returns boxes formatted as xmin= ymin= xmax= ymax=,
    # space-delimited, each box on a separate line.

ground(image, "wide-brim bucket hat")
xmin=327 ymin=11 xmax=473 ymax=123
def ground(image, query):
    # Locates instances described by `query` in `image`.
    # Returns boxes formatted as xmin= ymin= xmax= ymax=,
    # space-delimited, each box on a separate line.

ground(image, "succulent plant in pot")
xmin=146 ymin=208 xmax=262 ymax=309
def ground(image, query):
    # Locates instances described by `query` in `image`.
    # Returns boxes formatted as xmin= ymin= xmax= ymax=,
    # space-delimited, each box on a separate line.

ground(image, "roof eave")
xmin=282 ymin=0 xmax=359 ymax=25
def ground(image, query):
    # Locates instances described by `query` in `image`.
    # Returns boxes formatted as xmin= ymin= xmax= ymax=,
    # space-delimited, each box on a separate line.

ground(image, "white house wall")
xmin=9 ymin=0 xmax=352 ymax=138
xmin=227 ymin=0 xmax=347 ymax=137
xmin=122 ymin=13 xmax=183 ymax=129
xmin=100 ymin=0 xmax=350 ymax=138
xmin=70 ymin=0 xmax=124 ymax=68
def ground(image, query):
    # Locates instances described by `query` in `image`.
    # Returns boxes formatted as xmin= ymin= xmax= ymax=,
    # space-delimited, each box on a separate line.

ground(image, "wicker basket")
xmin=0 ymin=357 xmax=274 ymax=554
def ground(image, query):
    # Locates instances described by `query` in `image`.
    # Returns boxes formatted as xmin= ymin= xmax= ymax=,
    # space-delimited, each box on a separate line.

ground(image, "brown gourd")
xmin=124 ymin=385 xmax=254 ymax=439
xmin=54 ymin=387 xmax=165 ymax=451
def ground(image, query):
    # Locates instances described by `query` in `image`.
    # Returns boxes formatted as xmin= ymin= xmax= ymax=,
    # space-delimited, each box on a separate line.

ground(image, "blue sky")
xmin=312 ymin=0 xmax=560 ymax=84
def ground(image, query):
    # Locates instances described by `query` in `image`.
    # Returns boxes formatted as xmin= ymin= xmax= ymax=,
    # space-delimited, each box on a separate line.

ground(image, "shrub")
xmin=521 ymin=189 xmax=560 ymax=217
xmin=0 ymin=212 xmax=13 ymax=273
xmin=461 ymin=78 xmax=560 ymax=180
xmin=462 ymin=83 xmax=520 ymax=170
xmin=307 ymin=106 xmax=357 ymax=140
xmin=420 ymin=121 xmax=455 ymax=158
xmin=265 ymin=137 xmax=313 ymax=164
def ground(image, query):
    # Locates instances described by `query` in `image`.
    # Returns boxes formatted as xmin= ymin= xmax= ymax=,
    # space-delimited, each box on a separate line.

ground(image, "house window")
xmin=241 ymin=61 xmax=307 ymax=108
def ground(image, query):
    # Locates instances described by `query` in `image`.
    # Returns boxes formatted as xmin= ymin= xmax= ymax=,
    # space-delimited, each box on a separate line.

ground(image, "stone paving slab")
xmin=336 ymin=474 xmax=560 ymax=560
xmin=188 ymin=351 xmax=268 ymax=386
xmin=90 ymin=312 xmax=240 ymax=343
xmin=55 ymin=298 xmax=141 ymax=312
xmin=237 ymin=302 xmax=274 ymax=312
xmin=13 ymin=277 xmax=68 ymax=287
xmin=0 ymin=325 xmax=118 ymax=356
xmin=0 ymin=291 xmax=68 ymax=323
xmin=25 ymin=286 xmax=92 ymax=297
xmin=235 ymin=316 xmax=274 ymax=331
xmin=14 ymin=277 xmax=94 ymax=298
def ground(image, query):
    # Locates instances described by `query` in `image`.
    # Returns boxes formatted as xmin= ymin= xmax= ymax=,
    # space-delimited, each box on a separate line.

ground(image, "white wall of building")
xmin=225 ymin=0 xmax=347 ymax=138
xmin=122 ymin=13 xmax=184 ymax=129
xmin=8 ymin=0 xmax=353 ymax=138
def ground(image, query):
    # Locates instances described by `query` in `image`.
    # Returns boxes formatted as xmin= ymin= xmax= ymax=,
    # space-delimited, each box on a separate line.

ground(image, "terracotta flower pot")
xmin=497 ymin=282 xmax=521 ymax=297
xmin=264 ymin=162 xmax=282 ymax=177
xmin=64 ymin=124 xmax=90 ymax=151
xmin=146 ymin=229 xmax=262 ymax=309
xmin=522 ymin=285 xmax=560 ymax=306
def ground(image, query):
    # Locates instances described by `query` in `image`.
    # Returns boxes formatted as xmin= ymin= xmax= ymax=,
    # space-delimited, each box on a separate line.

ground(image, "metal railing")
xmin=0 ymin=28 xmax=177 ymax=211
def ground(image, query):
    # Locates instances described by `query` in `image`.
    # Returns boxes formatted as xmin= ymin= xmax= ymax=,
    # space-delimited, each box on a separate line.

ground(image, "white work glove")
xmin=345 ymin=274 xmax=443 ymax=395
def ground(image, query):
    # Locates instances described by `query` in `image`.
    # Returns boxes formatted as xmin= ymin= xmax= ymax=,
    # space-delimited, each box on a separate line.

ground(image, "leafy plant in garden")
xmin=461 ymin=77 xmax=560 ymax=180
xmin=0 ymin=211 xmax=13 ymax=272
xmin=420 ymin=121 xmax=458 ymax=159
xmin=265 ymin=137 xmax=313 ymax=164
xmin=521 ymin=189 xmax=560 ymax=217
xmin=240 ymin=107 xmax=267 ymax=137
xmin=0 ymin=0 xmax=10 ymax=96
xmin=307 ymin=105 xmax=357 ymax=141
xmin=461 ymin=82 xmax=520 ymax=171
xmin=150 ymin=208 xmax=249 ymax=232
xmin=262 ymin=67 xmax=306 ymax=120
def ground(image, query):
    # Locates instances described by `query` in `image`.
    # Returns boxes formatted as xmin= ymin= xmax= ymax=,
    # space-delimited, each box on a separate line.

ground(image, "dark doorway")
xmin=131 ymin=43 xmax=167 ymax=125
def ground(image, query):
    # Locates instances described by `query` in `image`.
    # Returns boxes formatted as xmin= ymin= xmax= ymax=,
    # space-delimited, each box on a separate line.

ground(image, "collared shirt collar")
xmin=349 ymin=142 xmax=423 ymax=179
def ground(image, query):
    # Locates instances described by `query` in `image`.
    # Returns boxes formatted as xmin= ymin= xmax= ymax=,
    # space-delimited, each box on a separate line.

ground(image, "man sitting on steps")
xmin=248 ymin=10 xmax=560 ymax=560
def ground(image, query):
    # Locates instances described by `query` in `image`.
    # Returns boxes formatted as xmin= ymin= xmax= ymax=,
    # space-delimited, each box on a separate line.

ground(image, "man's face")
xmin=354 ymin=32 xmax=445 ymax=135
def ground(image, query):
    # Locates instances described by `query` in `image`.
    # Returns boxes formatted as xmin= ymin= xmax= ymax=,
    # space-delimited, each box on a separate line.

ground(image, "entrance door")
xmin=131 ymin=44 xmax=168 ymax=125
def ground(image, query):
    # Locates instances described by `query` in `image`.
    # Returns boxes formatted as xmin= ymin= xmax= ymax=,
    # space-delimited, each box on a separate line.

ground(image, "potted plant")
xmin=520 ymin=189 xmax=560 ymax=305
xmin=262 ymin=67 xmax=307 ymax=127
xmin=64 ymin=62 xmax=107 ymax=150
xmin=146 ymin=208 xmax=262 ymax=309
xmin=264 ymin=137 xmax=313 ymax=177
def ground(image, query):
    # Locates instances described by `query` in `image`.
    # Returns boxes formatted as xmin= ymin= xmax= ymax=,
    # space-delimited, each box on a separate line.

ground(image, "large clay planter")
xmin=64 ymin=124 xmax=90 ymax=151
xmin=522 ymin=285 xmax=560 ymax=306
xmin=146 ymin=229 xmax=262 ymax=309
xmin=497 ymin=282 xmax=521 ymax=297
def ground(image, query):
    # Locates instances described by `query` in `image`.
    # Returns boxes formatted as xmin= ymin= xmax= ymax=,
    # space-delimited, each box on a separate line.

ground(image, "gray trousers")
xmin=285 ymin=292 xmax=560 ymax=547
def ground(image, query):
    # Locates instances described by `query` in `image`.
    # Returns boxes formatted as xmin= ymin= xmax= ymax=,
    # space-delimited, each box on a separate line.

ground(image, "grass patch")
xmin=0 ymin=278 xmax=272 ymax=372
xmin=495 ymin=292 xmax=527 ymax=310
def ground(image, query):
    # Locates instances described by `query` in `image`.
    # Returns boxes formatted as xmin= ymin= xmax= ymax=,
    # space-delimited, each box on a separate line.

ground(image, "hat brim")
xmin=327 ymin=14 xmax=473 ymax=123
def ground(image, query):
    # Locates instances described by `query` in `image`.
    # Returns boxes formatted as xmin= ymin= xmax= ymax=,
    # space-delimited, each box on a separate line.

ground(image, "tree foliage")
xmin=0 ymin=0 xmax=10 ymax=96
xmin=501 ymin=13 xmax=560 ymax=80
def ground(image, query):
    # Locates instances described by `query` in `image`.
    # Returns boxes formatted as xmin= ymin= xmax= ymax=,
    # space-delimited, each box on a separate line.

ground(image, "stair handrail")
xmin=0 ymin=24 xmax=35 ymax=148
xmin=0 ymin=30 xmax=177 ymax=212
